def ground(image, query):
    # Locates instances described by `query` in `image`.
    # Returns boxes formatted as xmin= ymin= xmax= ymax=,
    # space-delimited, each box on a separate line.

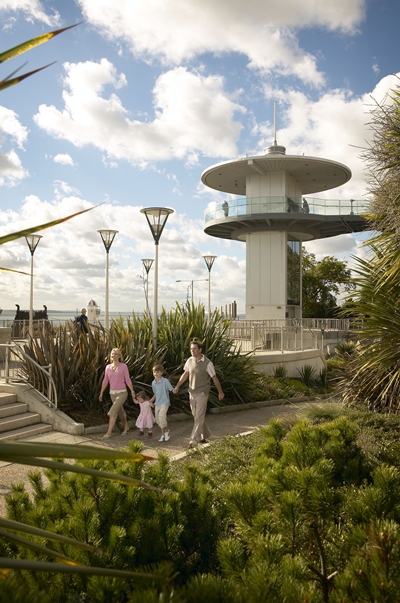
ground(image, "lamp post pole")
xmin=175 ymin=279 xmax=209 ymax=304
xmin=203 ymin=255 xmax=217 ymax=319
xmin=98 ymin=230 xmax=118 ymax=329
xmin=141 ymin=259 xmax=154 ymax=314
xmin=25 ymin=234 xmax=42 ymax=338
xmin=141 ymin=207 xmax=174 ymax=348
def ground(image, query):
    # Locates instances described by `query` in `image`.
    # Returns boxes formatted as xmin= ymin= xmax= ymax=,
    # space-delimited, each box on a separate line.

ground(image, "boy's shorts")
xmin=155 ymin=404 xmax=169 ymax=428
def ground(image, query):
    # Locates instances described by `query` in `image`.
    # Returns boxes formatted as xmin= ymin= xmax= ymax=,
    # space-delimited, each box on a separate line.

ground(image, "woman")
xmin=99 ymin=348 xmax=135 ymax=438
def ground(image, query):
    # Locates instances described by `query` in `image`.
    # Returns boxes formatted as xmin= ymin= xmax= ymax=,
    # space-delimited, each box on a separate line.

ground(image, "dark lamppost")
xmin=203 ymin=255 xmax=217 ymax=319
xmin=25 ymin=234 xmax=42 ymax=338
xmin=141 ymin=258 xmax=154 ymax=314
xmin=141 ymin=207 xmax=174 ymax=347
xmin=98 ymin=229 xmax=118 ymax=329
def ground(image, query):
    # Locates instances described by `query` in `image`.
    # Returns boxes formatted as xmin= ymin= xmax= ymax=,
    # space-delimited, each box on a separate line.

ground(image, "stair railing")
xmin=0 ymin=342 xmax=58 ymax=409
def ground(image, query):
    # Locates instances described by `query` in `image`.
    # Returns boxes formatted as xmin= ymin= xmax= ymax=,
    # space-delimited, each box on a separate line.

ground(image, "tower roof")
xmin=201 ymin=149 xmax=352 ymax=196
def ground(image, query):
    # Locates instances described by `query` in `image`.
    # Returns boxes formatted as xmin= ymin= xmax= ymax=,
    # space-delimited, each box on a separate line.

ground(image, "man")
xmin=75 ymin=307 xmax=89 ymax=334
xmin=173 ymin=340 xmax=224 ymax=447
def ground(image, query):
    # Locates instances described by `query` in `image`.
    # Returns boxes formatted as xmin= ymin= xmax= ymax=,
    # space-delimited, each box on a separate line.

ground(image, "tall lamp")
xmin=141 ymin=207 xmax=174 ymax=348
xmin=141 ymin=258 xmax=154 ymax=314
xmin=25 ymin=234 xmax=42 ymax=338
xmin=98 ymin=229 xmax=118 ymax=329
xmin=203 ymin=255 xmax=217 ymax=319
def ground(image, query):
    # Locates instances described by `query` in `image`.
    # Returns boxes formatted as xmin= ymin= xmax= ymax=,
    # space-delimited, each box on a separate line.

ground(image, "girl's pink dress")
xmin=136 ymin=400 xmax=155 ymax=429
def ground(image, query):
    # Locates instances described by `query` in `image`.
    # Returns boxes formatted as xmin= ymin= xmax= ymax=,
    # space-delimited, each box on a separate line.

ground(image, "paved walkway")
xmin=0 ymin=398 xmax=326 ymax=515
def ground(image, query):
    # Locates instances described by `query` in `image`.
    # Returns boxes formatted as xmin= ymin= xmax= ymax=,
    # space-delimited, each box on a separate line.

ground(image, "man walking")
xmin=173 ymin=340 xmax=224 ymax=446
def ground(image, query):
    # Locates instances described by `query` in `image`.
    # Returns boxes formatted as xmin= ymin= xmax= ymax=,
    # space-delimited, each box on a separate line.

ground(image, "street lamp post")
xmin=98 ymin=229 xmax=118 ymax=329
xmin=141 ymin=258 xmax=154 ymax=314
xmin=25 ymin=234 xmax=42 ymax=338
xmin=141 ymin=207 xmax=174 ymax=348
xmin=202 ymin=255 xmax=217 ymax=319
xmin=175 ymin=279 xmax=209 ymax=304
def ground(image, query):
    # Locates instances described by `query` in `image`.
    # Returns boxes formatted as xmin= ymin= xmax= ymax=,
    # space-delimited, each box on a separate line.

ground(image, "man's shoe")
xmin=188 ymin=440 xmax=196 ymax=448
xmin=199 ymin=439 xmax=208 ymax=444
xmin=164 ymin=431 xmax=170 ymax=441
xmin=159 ymin=435 xmax=165 ymax=442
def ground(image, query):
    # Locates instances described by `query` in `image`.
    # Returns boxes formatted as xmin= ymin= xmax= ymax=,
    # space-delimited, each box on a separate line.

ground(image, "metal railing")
xmin=0 ymin=342 xmax=58 ymax=409
xmin=226 ymin=318 xmax=351 ymax=354
xmin=205 ymin=197 xmax=370 ymax=222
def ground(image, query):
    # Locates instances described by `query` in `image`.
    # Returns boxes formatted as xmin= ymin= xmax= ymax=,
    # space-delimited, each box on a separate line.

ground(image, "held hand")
xmin=172 ymin=387 xmax=179 ymax=394
xmin=218 ymin=392 xmax=225 ymax=401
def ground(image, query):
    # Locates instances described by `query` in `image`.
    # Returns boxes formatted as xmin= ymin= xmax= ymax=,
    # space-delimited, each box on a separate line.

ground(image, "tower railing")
xmin=205 ymin=197 xmax=370 ymax=222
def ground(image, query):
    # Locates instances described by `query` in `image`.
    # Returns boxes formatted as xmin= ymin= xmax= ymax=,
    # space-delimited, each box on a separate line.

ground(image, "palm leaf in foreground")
xmin=0 ymin=440 xmax=158 ymax=489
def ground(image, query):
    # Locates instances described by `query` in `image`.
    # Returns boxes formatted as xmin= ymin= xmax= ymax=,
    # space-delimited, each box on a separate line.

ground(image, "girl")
xmin=134 ymin=390 xmax=155 ymax=438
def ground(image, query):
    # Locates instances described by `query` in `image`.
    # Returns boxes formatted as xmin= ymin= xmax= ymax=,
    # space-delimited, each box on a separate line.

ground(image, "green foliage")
xmin=302 ymin=249 xmax=354 ymax=318
xmin=6 ymin=407 xmax=400 ymax=601
xmin=297 ymin=364 xmax=317 ymax=387
xmin=273 ymin=364 xmax=287 ymax=379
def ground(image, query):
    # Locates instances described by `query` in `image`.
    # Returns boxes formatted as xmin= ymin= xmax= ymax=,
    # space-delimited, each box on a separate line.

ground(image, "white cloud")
xmin=0 ymin=0 xmax=60 ymax=26
xmin=33 ymin=60 xmax=245 ymax=164
xmin=78 ymin=0 xmax=365 ymax=86
xmin=53 ymin=153 xmax=75 ymax=166
xmin=0 ymin=193 xmax=244 ymax=311
xmin=0 ymin=106 xmax=28 ymax=185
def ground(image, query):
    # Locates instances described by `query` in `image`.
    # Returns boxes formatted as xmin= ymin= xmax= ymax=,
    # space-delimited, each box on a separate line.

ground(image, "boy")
xmin=150 ymin=364 xmax=173 ymax=442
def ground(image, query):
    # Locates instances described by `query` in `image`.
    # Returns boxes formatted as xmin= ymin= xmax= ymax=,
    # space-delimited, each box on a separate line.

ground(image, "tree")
xmin=302 ymin=249 xmax=354 ymax=318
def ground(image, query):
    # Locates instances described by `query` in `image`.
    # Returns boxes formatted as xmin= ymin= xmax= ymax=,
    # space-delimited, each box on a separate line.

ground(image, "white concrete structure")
xmin=87 ymin=299 xmax=101 ymax=324
xmin=202 ymin=143 xmax=369 ymax=320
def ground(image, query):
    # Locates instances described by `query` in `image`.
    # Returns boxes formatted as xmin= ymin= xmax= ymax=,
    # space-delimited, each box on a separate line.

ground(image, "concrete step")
xmin=0 ymin=412 xmax=42 ymax=434
xmin=0 ymin=423 xmax=53 ymax=442
xmin=0 ymin=402 xmax=29 ymax=419
xmin=0 ymin=392 xmax=17 ymax=406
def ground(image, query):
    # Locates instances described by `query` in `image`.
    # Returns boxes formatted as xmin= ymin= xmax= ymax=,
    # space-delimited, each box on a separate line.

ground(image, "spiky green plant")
xmin=297 ymin=364 xmax=317 ymax=387
xmin=273 ymin=364 xmax=288 ymax=379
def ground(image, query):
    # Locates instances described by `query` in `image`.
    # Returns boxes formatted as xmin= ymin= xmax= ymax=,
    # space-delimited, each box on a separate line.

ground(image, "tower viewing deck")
xmin=204 ymin=196 xmax=369 ymax=241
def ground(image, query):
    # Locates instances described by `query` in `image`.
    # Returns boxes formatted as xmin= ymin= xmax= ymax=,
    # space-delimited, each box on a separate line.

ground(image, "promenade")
xmin=0 ymin=397 xmax=329 ymax=515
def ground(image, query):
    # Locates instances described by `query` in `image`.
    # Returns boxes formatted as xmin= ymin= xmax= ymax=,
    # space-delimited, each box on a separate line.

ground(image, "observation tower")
xmin=202 ymin=140 xmax=368 ymax=320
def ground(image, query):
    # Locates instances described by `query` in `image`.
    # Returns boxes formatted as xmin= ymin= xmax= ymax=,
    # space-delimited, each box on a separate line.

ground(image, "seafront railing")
xmin=226 ymin=318 xmax=351 ymax=354
xmin=205 ymin=197 xmax=369 ymax=222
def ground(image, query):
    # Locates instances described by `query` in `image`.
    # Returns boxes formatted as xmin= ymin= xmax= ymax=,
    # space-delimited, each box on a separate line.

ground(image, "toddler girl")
xmin=134 ymin=390 xmax=155 ymax=438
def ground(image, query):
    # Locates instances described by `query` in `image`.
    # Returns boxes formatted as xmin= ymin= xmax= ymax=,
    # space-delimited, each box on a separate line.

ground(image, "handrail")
xmin=0 ymin=342 xmax=58 ymax=409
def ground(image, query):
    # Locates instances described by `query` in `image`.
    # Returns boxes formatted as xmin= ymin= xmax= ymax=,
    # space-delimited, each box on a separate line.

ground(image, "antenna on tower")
xmin=273 ymin=101 xmax=277 ymax=146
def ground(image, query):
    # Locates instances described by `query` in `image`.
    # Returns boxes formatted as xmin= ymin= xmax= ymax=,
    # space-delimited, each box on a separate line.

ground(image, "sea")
xmin=0 ymin=308 xmax=136 ymax=327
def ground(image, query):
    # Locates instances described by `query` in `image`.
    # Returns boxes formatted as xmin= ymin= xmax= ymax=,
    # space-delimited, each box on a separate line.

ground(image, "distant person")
xmin=99 ymin=348 xmax=134 ymax=438
xmin=75 ymin=308 xmax=89 ymax=334
xmin=173 ymin=339 xmax=224 ymax=447
xmin=134 ymin=390 xmax=155 ymax=438
xmin=150 ymin=364 xmax=174 ymax=442
xmin=222 ymin=200 xmax=229 ymax=217
xmin=303 ymin=198 xmax=310 ymax=214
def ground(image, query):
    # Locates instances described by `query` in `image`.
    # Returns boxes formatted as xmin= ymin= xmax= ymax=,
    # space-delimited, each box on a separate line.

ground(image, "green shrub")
xmin=297 ymin=364 xmax=317 ymax=387
xmin=273 ymin=364 xmax=287 ymax=379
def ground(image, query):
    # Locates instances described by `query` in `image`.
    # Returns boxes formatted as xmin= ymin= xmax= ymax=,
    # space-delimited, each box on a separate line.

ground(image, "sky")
xmin=0 ymin=0 xmax=399 ymax=315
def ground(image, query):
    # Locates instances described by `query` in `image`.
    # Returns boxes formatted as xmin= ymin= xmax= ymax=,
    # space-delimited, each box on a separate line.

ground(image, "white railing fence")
xmin=0 ymin=342 xmax=58 ymax=409
xmin=226 ymin=318 xmax=351 ymax=353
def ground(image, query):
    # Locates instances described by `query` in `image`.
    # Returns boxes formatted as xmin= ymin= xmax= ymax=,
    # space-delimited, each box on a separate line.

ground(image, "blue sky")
xmin=0 ymin=0 xmax=399 ymax=314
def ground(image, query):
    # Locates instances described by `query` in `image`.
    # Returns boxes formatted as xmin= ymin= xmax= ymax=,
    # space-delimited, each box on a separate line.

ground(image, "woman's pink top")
xmin=102 ymin=363 xmax=132 ymax=391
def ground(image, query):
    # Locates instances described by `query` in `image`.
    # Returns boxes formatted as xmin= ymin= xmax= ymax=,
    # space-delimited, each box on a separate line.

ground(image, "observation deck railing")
xmin=205 ymin=197 xmax=369 ymax=222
